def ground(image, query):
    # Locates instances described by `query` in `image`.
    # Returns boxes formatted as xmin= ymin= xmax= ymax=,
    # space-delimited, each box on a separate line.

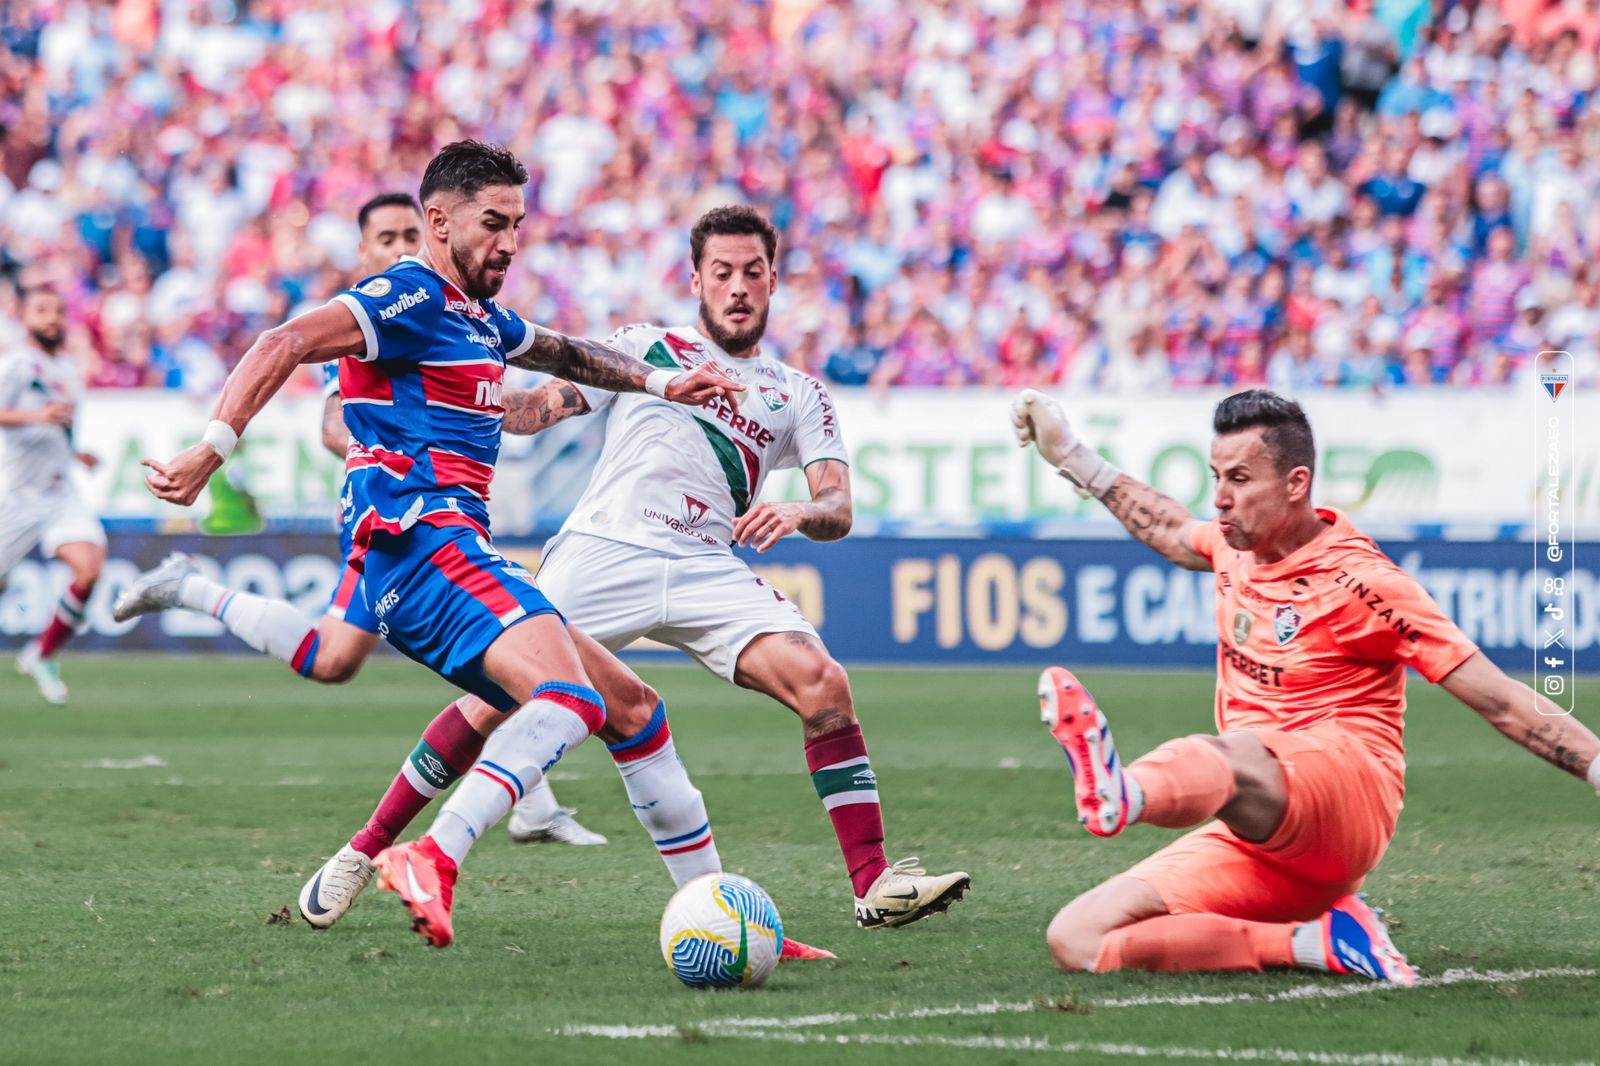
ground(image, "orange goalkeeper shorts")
xmin=1123 ymin=727 xmax=1405 ymax=924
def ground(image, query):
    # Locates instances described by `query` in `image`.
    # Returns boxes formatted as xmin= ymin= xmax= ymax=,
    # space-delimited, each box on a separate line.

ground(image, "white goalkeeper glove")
xmin=1009 ymin=389 xmax=1121 ymax=499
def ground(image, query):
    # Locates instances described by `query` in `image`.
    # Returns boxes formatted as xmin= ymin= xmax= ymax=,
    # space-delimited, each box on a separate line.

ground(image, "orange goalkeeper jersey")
xmin=1188 ymin=508 xmax=1479 ymax=783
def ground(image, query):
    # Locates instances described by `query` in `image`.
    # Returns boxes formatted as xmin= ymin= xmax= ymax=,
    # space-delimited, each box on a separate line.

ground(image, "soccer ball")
xmin=659 ymin=872 xmax=784 ymax=989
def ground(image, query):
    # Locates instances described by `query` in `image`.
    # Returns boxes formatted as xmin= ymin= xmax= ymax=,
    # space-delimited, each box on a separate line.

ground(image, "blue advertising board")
xmin=1 ymin=533 xmax=1592 ymax=675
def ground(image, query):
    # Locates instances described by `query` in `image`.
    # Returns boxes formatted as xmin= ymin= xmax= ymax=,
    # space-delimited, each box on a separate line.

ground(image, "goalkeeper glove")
xmin=1010 ymin=389 xmax=1120 ymax=499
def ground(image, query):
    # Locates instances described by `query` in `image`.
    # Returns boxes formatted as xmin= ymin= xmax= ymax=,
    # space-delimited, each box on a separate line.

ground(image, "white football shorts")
xmin=0 ymin=488 xmax=106 ymax=574
xmin=535 ymin=532 xmax=818 ymax=681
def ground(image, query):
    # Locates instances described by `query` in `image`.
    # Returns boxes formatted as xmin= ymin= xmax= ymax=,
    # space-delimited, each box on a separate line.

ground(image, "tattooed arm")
xmin=507 ymin=324 xmax=742 ymax=405
xmin=501 ymin=381 xmax=592 ymax=436
xmin=1011 ymin=389 xmax=1208 ymax=570
xmin=1441 ymin=651 xmax=1600 ymax=785
xmin=508 ymin=326 xmax=652 ymax=390
xmin=1100 ymin=474 xmax=1211 ymax=572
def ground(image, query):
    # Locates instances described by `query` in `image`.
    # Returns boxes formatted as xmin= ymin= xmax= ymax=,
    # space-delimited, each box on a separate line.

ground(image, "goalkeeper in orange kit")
xmin=1012 ymin=388 xmax=1600 ymax=984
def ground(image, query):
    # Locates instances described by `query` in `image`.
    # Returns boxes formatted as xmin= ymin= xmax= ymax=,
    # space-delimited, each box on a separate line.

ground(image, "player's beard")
xmin=28 ymin=326 xmax=63 ymax=354
xmin=451 ymin=242 xmax=509 ymax=300
xmin=699 ymin=298 xmax=769 ymax=355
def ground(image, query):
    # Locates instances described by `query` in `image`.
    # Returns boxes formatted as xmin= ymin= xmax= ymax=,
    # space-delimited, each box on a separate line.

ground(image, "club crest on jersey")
xmin=1231 ymin=609 xmax=1252 ymax=647
xmin=1273 ymin=603 xmax=1303 ymax=646
xmin=681 ymin=493 xmax=711 ymax=528
xmin=358 ymin=277 xmax=393 ymax=298
xmin=758 ymin=386 xmax=790 ymax=412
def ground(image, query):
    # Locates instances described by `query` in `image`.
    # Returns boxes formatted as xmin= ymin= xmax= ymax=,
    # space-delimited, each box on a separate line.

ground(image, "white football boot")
xmin=298 ymin=845 xmax=376 ymax=929
xmin=16 ymin=640 xmax=68 ymax=705
xmin=854 ymin=857 xmax=971 ymax=929
xmin=112 ymin=552 xmax=199 ymax=623
xmin=507 ymin=806 xmax=608 ymax=846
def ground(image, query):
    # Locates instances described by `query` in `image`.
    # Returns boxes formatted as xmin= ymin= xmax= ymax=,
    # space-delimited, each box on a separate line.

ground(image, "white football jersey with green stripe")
xmin=0 ymin=341 xmax=81 ymax=496
xmin=562 ymin=324 xmax=847 ymax=555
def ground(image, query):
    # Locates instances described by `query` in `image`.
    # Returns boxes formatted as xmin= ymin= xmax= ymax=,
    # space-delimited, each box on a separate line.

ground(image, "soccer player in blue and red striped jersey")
xmin=137 ymin=141 xmax=742 ymax=948
xmin=115 ymin=192 xmax=605 ymax=862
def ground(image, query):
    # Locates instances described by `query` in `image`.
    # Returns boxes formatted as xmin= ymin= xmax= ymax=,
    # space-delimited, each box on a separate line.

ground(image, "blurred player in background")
xmin=1013 ymin=388 xmax=1600 ymax=984
xmin=116 ymin=191 xmax=604 ymax=849
xmin=0 ymin=286 xmax=105 ymax=704
xmin=423 ymin=206 xmax=971 ymax=931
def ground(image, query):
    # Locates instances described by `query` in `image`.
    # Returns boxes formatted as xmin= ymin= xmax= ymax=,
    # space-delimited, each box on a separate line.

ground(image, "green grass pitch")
xmin=2 ymin=655 xmax=1596 ymax=1065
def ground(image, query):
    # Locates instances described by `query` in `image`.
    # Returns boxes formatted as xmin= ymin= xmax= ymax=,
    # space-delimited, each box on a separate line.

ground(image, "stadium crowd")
xmin=0 ymin=0 xmax=1597 ymax=394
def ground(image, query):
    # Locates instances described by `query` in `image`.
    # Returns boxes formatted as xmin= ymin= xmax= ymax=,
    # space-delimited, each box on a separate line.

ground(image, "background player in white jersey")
xmin=0 ymin=286 xmax=106 ymax=704
xmin=426 ymin=206 xmax=971 ymax=929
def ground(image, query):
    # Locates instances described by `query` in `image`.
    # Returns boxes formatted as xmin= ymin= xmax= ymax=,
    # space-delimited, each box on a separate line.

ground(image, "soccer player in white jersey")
xmin=0 ymin=286 xmax=106 ymax=704
xmin=425 ymin=206 xmax=971 ymax=929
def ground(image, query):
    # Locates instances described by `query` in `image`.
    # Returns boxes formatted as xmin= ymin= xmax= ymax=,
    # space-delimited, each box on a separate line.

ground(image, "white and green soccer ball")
xmin=659 ymin=872 xmax=784 ymax=989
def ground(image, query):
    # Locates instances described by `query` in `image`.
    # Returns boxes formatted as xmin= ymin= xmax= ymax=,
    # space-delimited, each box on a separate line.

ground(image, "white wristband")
xmin=645 ymin=368 xmax=678 ymax=399
xmin=1057 ymin=441 xmax=1121 ymax=499
xmin=1587 ymin=758 xmax=1600 ymax=794
xmin=200 ymin=420 xmax=239 ymax=462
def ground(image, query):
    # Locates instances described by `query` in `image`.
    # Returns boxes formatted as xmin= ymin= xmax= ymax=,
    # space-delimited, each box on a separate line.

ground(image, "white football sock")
xmin=1124 ymin=771 xmax=1146 ymax=825
xmin=179 ymin=575 xmax=315 ymax=663
xmin=427 ymin=684 xmax=602 ymax=865
xmin=511 ymin=778 xmax=562 ymax=826
xmin=1292 ymin=919 xmax=1329 ymax=971
xmin=607 ymin=707 xmax=720 ymax=886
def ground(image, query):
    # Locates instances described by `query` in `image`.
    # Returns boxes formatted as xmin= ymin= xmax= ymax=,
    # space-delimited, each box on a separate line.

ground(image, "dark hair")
xmin=690 ymin=205 xmax=778 ymax=270
xmin=357 ymin=192 xmax=420 ymax=233
xmin=418 ymin=141 xmax=528 ymax=205
xmin=1212 ymin=389 xmax=1316 ymax=476
xmin=18 ymin=283 xmax=61 ymax=304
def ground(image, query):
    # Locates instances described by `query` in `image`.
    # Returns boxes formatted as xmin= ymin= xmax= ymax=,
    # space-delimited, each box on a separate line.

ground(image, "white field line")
xmin=699 ymin=966 xmax=1598 ymax=1032
xmin=556 ymin=1026 xmax=1593 ymax=1066
xmin=82 ymin=755 xmax=168 ymax=769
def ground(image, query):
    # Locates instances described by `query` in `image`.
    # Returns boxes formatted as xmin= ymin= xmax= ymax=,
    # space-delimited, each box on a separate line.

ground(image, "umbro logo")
xmin=418 ymin=752 xmax=447 ymax=784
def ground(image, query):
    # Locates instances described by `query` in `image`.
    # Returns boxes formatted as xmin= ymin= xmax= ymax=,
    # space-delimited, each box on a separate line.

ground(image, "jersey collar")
xmin=400 ymin=254 xmax=489 ymax=320
xmin=1248 ymin=507 xmax=1350 ymax=581
xmin=677 ymin=324 xmax=763 ymax=364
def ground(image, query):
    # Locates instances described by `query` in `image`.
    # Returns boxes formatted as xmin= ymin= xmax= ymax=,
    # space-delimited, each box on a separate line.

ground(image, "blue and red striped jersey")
xmin=329 ymin=255 xmax=533 ymax=564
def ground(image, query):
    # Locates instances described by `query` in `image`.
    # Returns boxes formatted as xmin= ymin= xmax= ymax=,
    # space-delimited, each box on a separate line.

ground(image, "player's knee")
xmin=1045 ymin=907 xmax=1102 ymax=973
xmin=796 ymin=657 xmax=855 ymax=720
xmin=605 ymin=678 xmax=658 ymax=738
xmin=1210 ymin=732 xmax=1279 ymax=793
xmin=64 ymin=552 xmax=104 ymax=588
xmin=310 ymin=652 xmax=363 ymax=685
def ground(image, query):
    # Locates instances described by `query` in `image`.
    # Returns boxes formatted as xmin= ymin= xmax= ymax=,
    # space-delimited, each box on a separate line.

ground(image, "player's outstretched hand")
xmin=141 ymin=443 xmax=224 ymax=507
xmin=1010 ymin=388 xmax=1076 ymax=467
xmin=665 ymin=361 xmax=745 ymax=406
xmin=76 ymin=451 xmax=100 ymax=470
xmin=733 ymin=502 xmax=806 ymax=553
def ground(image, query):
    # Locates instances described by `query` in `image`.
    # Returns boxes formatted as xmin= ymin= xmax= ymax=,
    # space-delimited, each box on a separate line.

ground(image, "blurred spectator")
xmin=0 ymin=0 xmax=1591 ymax=397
